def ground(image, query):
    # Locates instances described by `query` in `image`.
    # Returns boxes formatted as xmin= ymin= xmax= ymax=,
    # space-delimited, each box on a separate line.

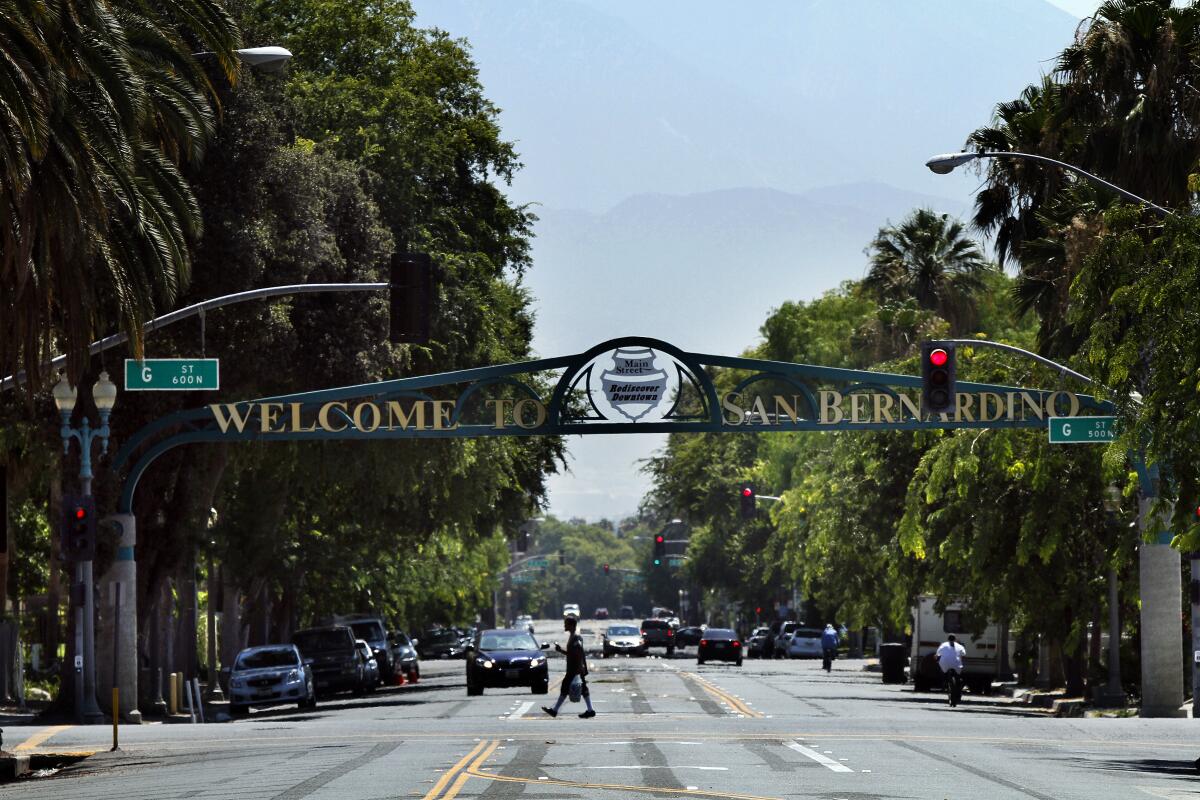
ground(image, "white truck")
xmin=909 ymin=595 xmax=1008 ymax=694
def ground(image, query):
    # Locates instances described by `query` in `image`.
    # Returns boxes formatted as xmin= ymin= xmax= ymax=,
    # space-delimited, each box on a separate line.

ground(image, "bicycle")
xmin=821 ymin=647 xmax=835 ymax=673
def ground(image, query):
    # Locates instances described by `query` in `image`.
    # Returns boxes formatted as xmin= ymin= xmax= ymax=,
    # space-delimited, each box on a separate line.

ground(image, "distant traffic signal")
xmin=389 ymin=252 xmax=433 ymax=344
xmin=653 ymin=533 xmax=665 ymax=566
xmin=603 ymin=564 xmax=610 ymax=575
xmin=62 ymin=494 xmax=96 ymax=562
xmin=921 ymin=341 xmax=956 ymax=416
xmin=739 ymin=484 xmax=756 ymax=519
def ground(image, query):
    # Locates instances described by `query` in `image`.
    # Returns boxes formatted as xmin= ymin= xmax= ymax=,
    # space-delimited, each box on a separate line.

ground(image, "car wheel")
xmin=230 ymin=703 xmax=249 ymax=717
xmin=531 ymin=682 xmax=549 ymax=695
xmin=666 ymin=646 xmax=675 ymax=657
xmin=467 ymin=682 xmax=483 ymax=696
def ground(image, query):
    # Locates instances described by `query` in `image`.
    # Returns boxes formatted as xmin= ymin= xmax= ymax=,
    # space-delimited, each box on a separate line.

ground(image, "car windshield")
xmin=607 ymin=626 xmax=639 ymax=635
xmin=350 ymin=621 xmax=386 ymax=641
xmin=796 ymin=628 xmax=823 ymax=638
xmin=392 ymin=631 xmax=411 ymax=646
xmin=704 ymin=629 xmax=735 ymax=639
xmin=428 ymin=631 xmax=460 ymax=645
xmin=479 ymin=631 xmax=538 ymax=651
xmin=642 ymin=620 xmax=668 ymax=629
xmin=293 ymin=630 xmax=349 ymax=652
xmin=753 ymin=628 xmax=769 ymax=636
xmin=235 ymin=648 xmax=298 ymax=670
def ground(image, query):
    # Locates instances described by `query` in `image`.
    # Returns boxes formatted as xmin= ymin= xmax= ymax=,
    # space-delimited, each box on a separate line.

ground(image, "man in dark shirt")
xmin=542 ymin=616 xmax=595 ymax=718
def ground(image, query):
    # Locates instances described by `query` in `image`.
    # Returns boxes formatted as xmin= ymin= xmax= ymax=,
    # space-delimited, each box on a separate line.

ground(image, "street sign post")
xmin=125 ymin=359 xmax=219 ymax=391
xmin=1048 ymin=416 xmax=1117 ymax=444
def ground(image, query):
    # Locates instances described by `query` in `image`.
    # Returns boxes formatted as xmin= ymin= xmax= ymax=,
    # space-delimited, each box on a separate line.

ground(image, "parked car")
xmin=641 ymin=618 xmax=676 ymax=655
xmin=418 ymin=628 xmax=467 ymax=659
xmin=514 ymin=615 xmax=536 ymax=634
xmin=355 ymin=639 xmax=381 ymax=691
xmin=465 ymin=629 xmax=550 ymax=696
xmin=602 ymin=624 xmax=645 ymax=657
xmin=228 ymin=644 xmax=315 ymax=716
xmin=746 ymin=627 xmax=772 ymax=658
xmin=785 ymin=627 xmax=824 ymax=658
xmin=562 ymin=603 xmax=581 ymax=619
xmin=773 ymin=621 xmax=799 ymax=658
xmin=697 ymin=628 xmax=743 ymax=666
xmin=619 ymin=605 xmax=636 ymax=619
xmin=292 ymin=625 xmax=362 ymax=696
xmin=675 ymin=626 xmax=705 ymax=647
xmin=594 ymin=607 xmax=609 ymax=620
xmin=390 ymin=629 xmax=420 ymax=682
xmin=339 ymin=616 xmax=396 ymax=681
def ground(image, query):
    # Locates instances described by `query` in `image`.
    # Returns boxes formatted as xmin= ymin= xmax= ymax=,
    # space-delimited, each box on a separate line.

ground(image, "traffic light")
xmin=516 ymin=530 xmax=529 ymax=552
xmin=740 ymin=484 xmax=756 ymax=519
xmin=921 ymin=341 xmax=956 ymax=416
xmin=603 ymin=564 xmax=610 ymax=575
xmin=653 ymin=533 xmax=665 ymax=566
xmin=389 ymin=252 xmax=433 ymax=344
xmin=62 ymin=494 xmax=96 ymax=562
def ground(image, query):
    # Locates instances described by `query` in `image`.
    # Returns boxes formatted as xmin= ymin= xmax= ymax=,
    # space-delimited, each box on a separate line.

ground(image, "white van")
xmin=910 ymin=596 xmax=1008 ymax=693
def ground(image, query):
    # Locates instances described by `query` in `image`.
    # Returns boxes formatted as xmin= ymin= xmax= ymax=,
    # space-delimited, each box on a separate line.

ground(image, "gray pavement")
xmin=2 ymin=620 xmax=1197 ymax=798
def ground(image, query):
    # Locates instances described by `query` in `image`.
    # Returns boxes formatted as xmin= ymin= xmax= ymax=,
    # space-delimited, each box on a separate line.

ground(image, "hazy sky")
xmin=411 ymin=1 xmax=1094 ymax=522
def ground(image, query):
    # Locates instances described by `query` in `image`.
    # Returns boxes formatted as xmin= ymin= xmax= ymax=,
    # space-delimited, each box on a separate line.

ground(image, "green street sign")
xmin=1048 ymin=416 xmax=1117 ymax=444
xmin=668 ymin=557 xmax=685 ymax=567
xmin=125 ymin=359 xmax=219 ymax=391
xmin=623 ymin=573 xmax=642 ymax=584
xmin=527 ymin=557 xmax=549 ymax=568
xmin=513 ymin=573 xmax=535 ymax=584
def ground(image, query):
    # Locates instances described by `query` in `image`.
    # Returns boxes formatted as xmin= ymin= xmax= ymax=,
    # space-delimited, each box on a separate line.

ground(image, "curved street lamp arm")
xmin=979 ymin=152 xmax=1174 ymax=218
xmin=938 ymin=338 xmax=1101 ymax=388
xmin=1 ymin=283 xmax=388 ymax=393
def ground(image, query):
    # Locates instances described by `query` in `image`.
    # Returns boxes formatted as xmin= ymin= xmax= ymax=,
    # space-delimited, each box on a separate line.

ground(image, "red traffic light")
xmin=929 ymin=348 xmax=948 ymax=367
xmin=742 ymin=487 xmax=753 ymax=497
xmin=74 ymin=507 xmax=86 ymax=520
xmin=655 ymin=534 xmax=664 ymax=544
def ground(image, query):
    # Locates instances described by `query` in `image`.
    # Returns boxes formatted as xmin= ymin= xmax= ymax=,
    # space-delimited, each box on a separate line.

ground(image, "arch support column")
xmin=97 ymin=513 xmax=141 ymax=722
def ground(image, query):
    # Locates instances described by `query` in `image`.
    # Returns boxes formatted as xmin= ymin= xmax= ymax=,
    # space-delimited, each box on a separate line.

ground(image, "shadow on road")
xmin=1078 ymin=756 xmax=1200 ymax=777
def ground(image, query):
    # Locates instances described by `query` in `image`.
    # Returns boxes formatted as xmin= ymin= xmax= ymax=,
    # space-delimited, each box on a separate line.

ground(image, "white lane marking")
xmin=508 ymin=701 xmax=534 ymax=720
xmin=785 ymin=741 xmax=854 ymax=773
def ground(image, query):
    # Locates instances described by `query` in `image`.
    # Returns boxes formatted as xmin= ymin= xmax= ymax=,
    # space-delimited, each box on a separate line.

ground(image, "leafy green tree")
xmin=862 ymin=209 xmax=994 ymax=335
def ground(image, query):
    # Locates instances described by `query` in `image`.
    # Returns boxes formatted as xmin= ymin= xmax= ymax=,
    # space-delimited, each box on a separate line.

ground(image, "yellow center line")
xmin=441 ymin=739 xmax=499 ymax=800
xmin=13 ymin=725 xmax=73 ymax=753
xmin=421 ymin=739 xmax=488 ymax=800
xmin=682 ymin=672 xmax=762 ymax=718
xmin=465 ymin=768 xmax=782 ymax=800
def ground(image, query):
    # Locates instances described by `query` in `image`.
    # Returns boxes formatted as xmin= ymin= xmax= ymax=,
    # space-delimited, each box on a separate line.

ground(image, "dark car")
xmin=641 ymin=618 xmax=676 ymax=656
xmin=602 ymin=624 xmax=645 ymax=657
xmin=419 ymin=628 xmax=468 ymax=659
xmin=619 ymin=605 xmax=635 ymax=619
xmin=342 ymin=617 xmax=395 ymax=681
xmin=390 ymin=629 xmax=420 ymax=682
xmin=675 ymin=626 xmax=705 ymax=647
xmin=228 ymin=644 xmax=315 ymax=716
xmin=594 ymin=607 xmax=609 ymax=620
xmin=465 ymin=629 xmax=550 ymax=696
xmin=697 ymin=628 xmax=743 ymax=666
xmin=355 ymin=639 xmax=381 ymax=691
xmin=746 ymin=627 xmax=772 ymax=659
xmin=292 ymin=626 xmax=362 ymax=696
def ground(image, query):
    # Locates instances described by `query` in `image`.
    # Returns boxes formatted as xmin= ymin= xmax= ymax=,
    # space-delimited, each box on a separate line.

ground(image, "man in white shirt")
xmin=935 ymin=634 xmax=967 ymax=706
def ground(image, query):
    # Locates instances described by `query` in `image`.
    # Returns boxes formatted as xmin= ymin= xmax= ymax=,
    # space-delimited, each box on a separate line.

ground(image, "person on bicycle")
xmin=935 ymin=634 xmax=966 ymax=707
xmin=820 ymin=624 xmax=839 ymax=672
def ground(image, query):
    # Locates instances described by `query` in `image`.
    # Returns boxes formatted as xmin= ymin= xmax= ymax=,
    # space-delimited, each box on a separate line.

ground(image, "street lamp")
xmin=53 ymin=370 xmax=116 ymax=723
xmin=1097 ymin=484 xmax=1127 ymax=707
xmin=204 ymin=508 xmax=224 ymax=702
xmin=192 ymin=46 xmax=294 ymax=72
xmin=924 ymin=151 xmax=1173 ymax=217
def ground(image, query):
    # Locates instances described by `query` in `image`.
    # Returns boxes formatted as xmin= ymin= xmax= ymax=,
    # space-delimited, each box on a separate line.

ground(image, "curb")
xmin=0 ymin=750 xmax=95 ymax=782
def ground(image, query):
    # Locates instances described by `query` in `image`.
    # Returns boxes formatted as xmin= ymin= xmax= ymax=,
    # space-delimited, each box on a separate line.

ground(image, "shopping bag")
xmin=568 ymin=675 xmax=583 ymax=703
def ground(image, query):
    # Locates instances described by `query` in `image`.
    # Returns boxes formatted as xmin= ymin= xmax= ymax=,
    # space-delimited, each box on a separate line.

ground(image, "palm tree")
xmin=862 ymin=209 xmax=994 ymax=336
xmin=0 ymin=0 xmax=241 ymax=393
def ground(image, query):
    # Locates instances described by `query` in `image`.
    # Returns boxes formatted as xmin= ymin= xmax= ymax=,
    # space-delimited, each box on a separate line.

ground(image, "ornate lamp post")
xmin=204 ymin=508 xmax=224 ymax=702
xmin=53 ymin=370 xmax=116 ymax=723
xmin=1097 ymin=484 xmax=1127 ymax=707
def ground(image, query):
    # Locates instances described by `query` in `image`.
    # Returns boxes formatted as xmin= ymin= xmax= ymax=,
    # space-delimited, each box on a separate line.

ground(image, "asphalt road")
xmin=4 ymin=618 xmax=1198 ymax=799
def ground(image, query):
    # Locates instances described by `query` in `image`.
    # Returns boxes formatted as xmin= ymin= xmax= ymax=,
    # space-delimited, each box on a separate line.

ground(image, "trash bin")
xmin=879 ymin=642 xmax=907 ymax=684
